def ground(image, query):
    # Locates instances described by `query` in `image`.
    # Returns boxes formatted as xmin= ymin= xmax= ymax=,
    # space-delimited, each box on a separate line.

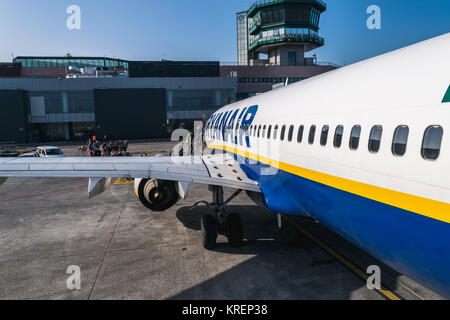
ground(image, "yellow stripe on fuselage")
xmin=208 ymin=144 xmax=450 ymax=225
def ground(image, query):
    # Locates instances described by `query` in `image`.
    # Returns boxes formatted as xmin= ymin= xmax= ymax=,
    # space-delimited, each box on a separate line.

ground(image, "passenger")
xmin=107 ymin=142 xmax=114 ymax=155
xmin=87 ymin=138 xmax=93 ymax=157
xmin=119 ymin=140 xmax=125 ymax=154
xmin=94 ymin=142 xmax=101 ymax=157
xmin=115 ymin=141 xmax=120 ymax=155
xmin=102 ymin=144 xmax=108 ymax=157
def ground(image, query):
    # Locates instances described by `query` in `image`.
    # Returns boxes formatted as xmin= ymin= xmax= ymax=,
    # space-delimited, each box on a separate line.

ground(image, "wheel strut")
xmin=194 ymin=185 xmax=244 ymax=249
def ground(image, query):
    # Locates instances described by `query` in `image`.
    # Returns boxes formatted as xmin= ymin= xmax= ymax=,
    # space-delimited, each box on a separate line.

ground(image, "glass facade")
xmin=167 ymin=89 xmax=235 ymax=111
xmin=237 ymin=12 xmax=249 ymax=66
xmin=288 ymin=51 xmax=297 ymax=66
xmin=30 ymin=122 xmax=96 ymax=142
xmin=28 ymin=91 xmax=95 ymax=114
xmin=13 ymin=57 xmax=128 ymax=69
xmin=248 ymin=27 xmax=323 ymax=50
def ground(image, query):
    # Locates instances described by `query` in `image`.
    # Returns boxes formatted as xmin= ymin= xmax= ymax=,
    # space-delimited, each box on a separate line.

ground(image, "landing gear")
xmin=225 ymin=213 xmax=243 ymax=247
xmin=201 ymin=215 xmax=218 ymax=250
xmin=194 ymin=186 xmax=244 ymax=250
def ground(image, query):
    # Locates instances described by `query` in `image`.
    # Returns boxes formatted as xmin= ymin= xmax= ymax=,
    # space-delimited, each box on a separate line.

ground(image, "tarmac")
xmin=0 ymin=142 xmax=443 ymax=300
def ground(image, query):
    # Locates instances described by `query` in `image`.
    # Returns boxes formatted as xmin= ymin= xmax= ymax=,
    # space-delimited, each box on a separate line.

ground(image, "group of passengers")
xmin=87 ymin=136 xmax=129 ymax=157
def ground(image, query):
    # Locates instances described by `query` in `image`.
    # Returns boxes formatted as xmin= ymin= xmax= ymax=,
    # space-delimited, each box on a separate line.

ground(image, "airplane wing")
xmin=0 ymin=154 xmax=261 ymax=196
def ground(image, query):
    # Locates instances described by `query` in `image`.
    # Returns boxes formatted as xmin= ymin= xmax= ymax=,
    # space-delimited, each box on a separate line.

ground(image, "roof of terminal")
xmin=13 ymin=56 xmax=129 ymax=69
xmin=247 ymin=0 xmax=326 ymax=16
xmin=14 ymin=56 xmax=128 ymax=62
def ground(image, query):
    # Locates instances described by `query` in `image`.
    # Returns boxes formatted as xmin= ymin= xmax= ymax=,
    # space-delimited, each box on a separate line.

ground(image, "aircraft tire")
xmin=201 ymin=214 xmax=218 ymax=250
xmin=225 ymin=213 xmax=244 ymax=247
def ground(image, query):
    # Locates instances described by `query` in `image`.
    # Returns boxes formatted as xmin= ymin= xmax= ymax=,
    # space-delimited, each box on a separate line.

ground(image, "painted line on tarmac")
xmin=114 ymin=178 xmax=134 ymax=185
xmin=283 ymin=215 xmax=402 ymax=300
xmin=0 ymin=184 xmax=88 ymax=203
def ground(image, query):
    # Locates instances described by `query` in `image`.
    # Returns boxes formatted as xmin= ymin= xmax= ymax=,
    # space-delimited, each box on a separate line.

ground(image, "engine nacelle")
xmin=134 ymin=178 xmax=179 ymax=212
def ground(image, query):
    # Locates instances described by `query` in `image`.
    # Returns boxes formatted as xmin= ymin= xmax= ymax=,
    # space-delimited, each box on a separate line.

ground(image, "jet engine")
xmin=134 ymin=178 xmax=179 ymax=212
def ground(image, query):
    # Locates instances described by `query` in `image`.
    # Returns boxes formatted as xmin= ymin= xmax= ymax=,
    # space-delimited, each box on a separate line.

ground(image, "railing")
xmin=220 ymin=61 xmax=341 ymax=68
xmin=249 ymin=32 xmax=324 ymax=50
xmin=168 ymin=110 xmax=218 ymax=120
xmin=219 ymin=61 xmax=339 ymax=67
xmin=315 ymin=61 xmax=341 ymax=68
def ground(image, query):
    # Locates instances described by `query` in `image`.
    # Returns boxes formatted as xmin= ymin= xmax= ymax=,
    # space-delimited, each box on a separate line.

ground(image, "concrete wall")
xmin=20 ymin=67 xmax=67 ymax=78
xmin=0 ymin=90 xmax=29 ymax=143
xmin=93 ymin=88 xmax=167 ymax=140
xmin=278 ymin=46 xmax=305 ymax=66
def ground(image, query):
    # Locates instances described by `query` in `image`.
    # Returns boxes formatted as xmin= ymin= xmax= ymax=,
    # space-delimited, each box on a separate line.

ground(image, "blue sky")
xmin=0 ymin=0 xmax=449 ymax=66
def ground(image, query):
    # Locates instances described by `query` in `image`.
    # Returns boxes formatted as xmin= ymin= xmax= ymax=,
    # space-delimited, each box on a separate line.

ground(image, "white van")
xmin=36 ymin=147 xmax=65 ymax=158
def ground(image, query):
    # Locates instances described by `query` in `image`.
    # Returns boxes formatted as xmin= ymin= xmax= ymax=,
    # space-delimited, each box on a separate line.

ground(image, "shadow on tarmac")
xmin=172 ymin=204 xmax=394 ymax=300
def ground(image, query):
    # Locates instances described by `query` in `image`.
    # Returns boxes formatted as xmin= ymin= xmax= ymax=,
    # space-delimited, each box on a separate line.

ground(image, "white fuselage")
xmin=204 ymin=33 xmax=450 ymax=297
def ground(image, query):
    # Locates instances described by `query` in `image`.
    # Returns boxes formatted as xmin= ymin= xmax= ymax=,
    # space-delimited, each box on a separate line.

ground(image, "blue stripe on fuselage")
xmin=224 ymin=150 xmax=450 ymax=298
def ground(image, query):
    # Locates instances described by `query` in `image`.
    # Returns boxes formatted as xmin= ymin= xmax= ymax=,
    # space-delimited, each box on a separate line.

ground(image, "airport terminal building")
xmin=0 ymin=59 xmax=236 ymax=143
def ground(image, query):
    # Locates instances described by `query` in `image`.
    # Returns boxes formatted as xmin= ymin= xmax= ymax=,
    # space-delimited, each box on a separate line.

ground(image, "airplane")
xmin=1 ymin=32 xmax=450 ymax=298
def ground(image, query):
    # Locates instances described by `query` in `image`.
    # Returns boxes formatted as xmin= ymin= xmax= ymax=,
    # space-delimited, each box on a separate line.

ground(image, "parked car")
xmin=0 ymin=152 xmax=19 ymax=157
xmin=36 ymin=147 xmax=65 ymax=158
xmin=19 ymin=151 xmax=40 ymax=158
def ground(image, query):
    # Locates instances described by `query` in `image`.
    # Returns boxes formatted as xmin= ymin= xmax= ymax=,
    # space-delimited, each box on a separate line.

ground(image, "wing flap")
xmin=0 ymin=163 xmax=29 ymax=171
xmin=73 ymin=163 xmax=116 ymax=171
xmin=0 ymin=154 xmax=261 ymax=192
xmin=29 ymin=163 xmax=75 ymax=171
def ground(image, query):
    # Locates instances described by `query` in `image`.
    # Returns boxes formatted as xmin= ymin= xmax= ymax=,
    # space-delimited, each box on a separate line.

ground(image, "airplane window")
xmin=334 ymin=125 xmax=344 ymax=148
xmin=262 ymin=125 xmax=267 ymax=138
xmin=297 ymin=125 xmax=304 ymax=143
xmin=308 ymin=125 xmax=316 ymax=144
xmin=287 ymin=125 xmax=294 ymax=142
xmin=280 ymin=125 xmax=286 ymax=141
xmin=422 ymin=125 xmax=443 ymax=160
xmin=257 ymin=125 xmax=262 ymax=138
xmin=320 ymin=125 xmax=329 ymax=146
xmin=273 ymin=125 xmax=279 ymax=140
xmin=369 ymin=125 xmax=383 ymax=153
xmin=392 ymin=125 xmax=409 ymax=156
xmin=349 ymin=125 xmax=361 ymax=150
xmin=268 ymin=125 xmax=272 ymax=139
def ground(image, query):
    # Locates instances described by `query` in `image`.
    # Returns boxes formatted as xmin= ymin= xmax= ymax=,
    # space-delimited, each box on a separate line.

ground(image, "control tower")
xmin=237 ymin=0 xmax=326 ymax=66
